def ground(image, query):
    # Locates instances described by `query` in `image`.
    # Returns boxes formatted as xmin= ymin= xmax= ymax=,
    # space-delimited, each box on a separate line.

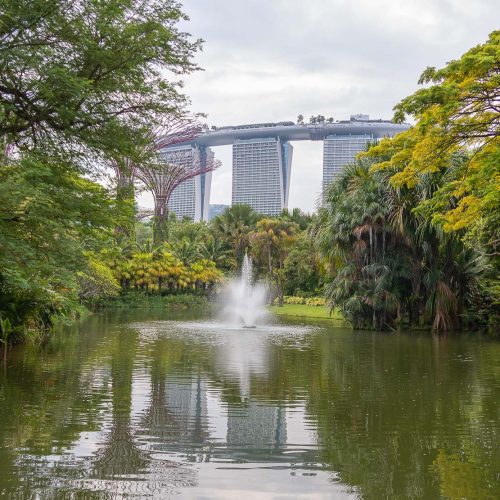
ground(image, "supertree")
xmin=135 ymin=116 xmax=220 ymax=243
xmin=110 ymin=156 xmax=140 ymax=238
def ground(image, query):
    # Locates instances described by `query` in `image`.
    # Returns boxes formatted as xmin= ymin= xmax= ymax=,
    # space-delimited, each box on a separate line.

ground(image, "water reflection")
xmin=0 ymin=310 xmax=499 ymax=499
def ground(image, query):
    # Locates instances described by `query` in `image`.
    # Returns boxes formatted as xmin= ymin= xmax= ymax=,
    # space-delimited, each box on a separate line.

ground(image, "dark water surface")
xmin=0 ymin=309 xmax=499 ymax=499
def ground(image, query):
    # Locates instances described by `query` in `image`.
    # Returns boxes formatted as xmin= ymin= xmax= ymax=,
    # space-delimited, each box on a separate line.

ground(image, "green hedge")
xmin=94 ymin=292 xmax=209 ymax=309
xmin=283 ymin=296 xmax=326 ymax=306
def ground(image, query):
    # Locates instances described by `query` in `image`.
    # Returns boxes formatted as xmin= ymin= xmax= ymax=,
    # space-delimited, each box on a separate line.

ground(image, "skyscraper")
xmin=232 ymin=137 xmax=292 ymax=215
xmin=167 ymin=146 xmax=214 ymax=221
xmin=322 ymin=133 xmax=373 ymax=192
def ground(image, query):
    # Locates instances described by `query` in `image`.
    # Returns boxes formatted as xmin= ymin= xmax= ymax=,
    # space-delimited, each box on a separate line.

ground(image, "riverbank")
xmin=269 ymin=304 xmax=345 ymax=321
xmin=93 ymin=293 xmax=209 ymax=310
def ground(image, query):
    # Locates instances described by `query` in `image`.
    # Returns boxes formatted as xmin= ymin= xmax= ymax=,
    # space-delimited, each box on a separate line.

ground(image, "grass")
xmin=269 ymin=303 xmax=345 ymax=321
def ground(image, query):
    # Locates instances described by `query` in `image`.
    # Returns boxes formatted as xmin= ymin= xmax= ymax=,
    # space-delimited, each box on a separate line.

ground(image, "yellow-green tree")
xmin=364 ymin=30 xmax=500 ymax=256
xmin=250 ymin=219 xmax=298 ymax=306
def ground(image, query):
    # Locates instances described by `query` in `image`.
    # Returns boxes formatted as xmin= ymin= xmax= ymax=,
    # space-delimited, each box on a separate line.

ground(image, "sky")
xmin=139 ymin=0 xmax=498 ymax=214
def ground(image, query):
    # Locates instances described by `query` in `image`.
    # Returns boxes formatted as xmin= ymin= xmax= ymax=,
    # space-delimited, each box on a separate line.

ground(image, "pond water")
xmin=0 ymin=309 xmax=499 ymax=499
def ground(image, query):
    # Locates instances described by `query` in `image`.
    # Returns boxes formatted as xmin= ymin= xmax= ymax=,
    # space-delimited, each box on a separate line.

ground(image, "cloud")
xmin=166 ymin=0 xmax=499 ymax=212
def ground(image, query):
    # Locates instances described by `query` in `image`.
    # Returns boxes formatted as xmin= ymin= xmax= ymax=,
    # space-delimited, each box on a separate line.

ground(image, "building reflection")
xmin=136 ymin=328 xmax=304 ymax=463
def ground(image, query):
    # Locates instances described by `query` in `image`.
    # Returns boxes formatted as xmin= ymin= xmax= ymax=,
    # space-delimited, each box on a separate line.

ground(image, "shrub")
xmin=77 ymin=258 xmax=120 ymax=302
xmin=283 ymin=296 xmax=306 ymax=304
xmin=305 ymin=297 xmax=326 ymax=307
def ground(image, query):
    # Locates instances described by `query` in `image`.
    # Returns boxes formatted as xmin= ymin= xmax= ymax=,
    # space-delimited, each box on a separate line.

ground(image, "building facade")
xmin=166 ymin=145 xmax=214 ymax=222
xmin=147 ymin=116 xmax=408 ymax=219
xmin=322 ymin=133 xmax=373 ymax=192
xmin=232 ymin=137 xmax=293 ymax=216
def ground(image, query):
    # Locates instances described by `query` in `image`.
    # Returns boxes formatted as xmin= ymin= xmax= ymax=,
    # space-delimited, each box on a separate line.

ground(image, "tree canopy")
xmin=364 ymin=30 xmax=499 ymax=255
xmin=0 ymin=0 xmax=200 ymax=162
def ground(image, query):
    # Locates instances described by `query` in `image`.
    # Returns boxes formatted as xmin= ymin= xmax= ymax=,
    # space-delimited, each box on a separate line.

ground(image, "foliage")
xmin=0 ymin=0 xmax=202 ymax=341
xmin=283 ymin=296 xmax=307 ymax=304
xmin=101 ymin=246 xmax=222 ymax=295
xmin=305 ymin=297 xmax=326 ymax=307
xmin=0 ymin=0 xmax=200 ymax=159
xmin=211 ymin=204 xmax=260 ymax=266
xmin=250 ymin=218 xmax=298 ymax=306
xmin=269 ymin=303 xmax=343 ymax=320
xmin=283 ymin=231 xmax=324 ymax=296
xmin=364 ymin=30 xmax=500 ymax=257
xmin=313 ymin=158 xmax=492 ymax=332
xmin=0 ymin=153 xmax=119 ymax=337
xmin=283 ymin=296 xmax=326 ymax=306
xmin=97 ymin=292 xmax=208 ymax=309
xmin=77 ymin=258 xmax=120 ymax=302
xmin=280 ymin=208 xmax=313 ymax=230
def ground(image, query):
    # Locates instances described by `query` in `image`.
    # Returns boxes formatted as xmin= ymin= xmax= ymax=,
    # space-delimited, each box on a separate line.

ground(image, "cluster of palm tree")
xmin=312 ymin=156 xmax=490 ymax=332
xmin=103 ymin=203 xmax=323 ymax=303
xmin=209 ymin=205 xmax=322 ymax=303
xmin=99 ymin=239 xmax=222 ymax=295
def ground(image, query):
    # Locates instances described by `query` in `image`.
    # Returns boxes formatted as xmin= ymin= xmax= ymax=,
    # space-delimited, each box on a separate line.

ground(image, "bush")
xmin=282 ymin=296 xmax=326 ymax=306
xmin=77 ymin=258 xmax=120 ymax=302
xmin=95 ymin=292 xmax=208 ymax=309
xmin=305 ymin=297 xmax=326 ymax=307
xmin=283 ymin=296 xmax=306 ymax=304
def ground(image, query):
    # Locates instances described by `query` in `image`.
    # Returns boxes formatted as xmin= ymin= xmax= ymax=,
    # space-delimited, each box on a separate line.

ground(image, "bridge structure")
xmin=164 ymin=117 xmax=410 ymax=220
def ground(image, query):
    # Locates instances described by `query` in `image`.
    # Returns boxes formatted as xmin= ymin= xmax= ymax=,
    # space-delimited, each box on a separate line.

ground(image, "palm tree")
xmin=199 ymin=237 xmax=234 ymax=270
xmin=281 ymin=207 xmax=312 ymax=230
xmin=171 ymin=237 xmax=202 ymax=266
xmin=211 ymin=204 xmax=260 ymax=266
xmin=250 ymin=218 xmax=298 ymax=305
xmin=315 ymin=155 xmax=486 ymax=332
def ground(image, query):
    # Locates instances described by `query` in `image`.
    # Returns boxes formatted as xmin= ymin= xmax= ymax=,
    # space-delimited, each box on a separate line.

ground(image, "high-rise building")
xmin=232 ymin=137 xmax=292 ymax=215
xmin=166 ymin=145 xmax=213 ymax=222
xmin=322 ymin=133 xmax=373 ymax=192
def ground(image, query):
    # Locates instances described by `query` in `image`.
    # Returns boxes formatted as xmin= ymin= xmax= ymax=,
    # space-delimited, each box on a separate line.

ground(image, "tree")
xmin=364 ymin=30 xmax=500 ymax=257
xmin=283 ymin=232 xmax=324 ymax=296
xmin=250 ymin=218 xmax=298 ymax=306
xmin=281 ymin=208 xmax=312 ymax=231
xmin=297 ymin=114 xmax=304 ymax=124
xmin=77 ymin=257 xmax=120 ymax=303
xmin=135 ymin=117 xmax=220 ymax=243
xmin=200 ymin=237 xmax=235 ymax=270
xmin=0 ymin=152 xmax=119 ymax=334
xmin=0 ymin=0 xmax=202 ymax=339
xmin=171 ymin=238 xmax=202 ymax=266
xmin=313 ymin=157 xmax=488 ymax=332
xmin=0 ymin=0 xmax=200 ymax=160
xmin=211 ymin=204 xmax=260 ymax=266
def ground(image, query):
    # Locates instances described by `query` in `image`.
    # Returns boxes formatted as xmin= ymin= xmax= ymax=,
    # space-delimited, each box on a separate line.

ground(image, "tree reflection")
xmin=1 ymin=314 xmax=499 ymax=499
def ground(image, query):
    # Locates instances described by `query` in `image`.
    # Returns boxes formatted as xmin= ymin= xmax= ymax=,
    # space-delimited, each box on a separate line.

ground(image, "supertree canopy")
xmin=134 ymin=115 xmax=220 ymax=242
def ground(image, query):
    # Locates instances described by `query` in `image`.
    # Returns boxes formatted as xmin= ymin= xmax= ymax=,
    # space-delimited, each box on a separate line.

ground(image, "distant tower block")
xmin=322 ymin=134 xmax=373 ymax=192
xmin=232 ymin=138 xmax=293 ymax=216
xmin=167 ymin=116 xmax=408 ymax=216
xmin=167 ymin=145 xmax=214 ymax=221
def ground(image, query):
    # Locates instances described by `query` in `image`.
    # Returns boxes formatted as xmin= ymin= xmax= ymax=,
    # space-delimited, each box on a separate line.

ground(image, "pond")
xmin=0 ymin=309 xmax=499 ymax=499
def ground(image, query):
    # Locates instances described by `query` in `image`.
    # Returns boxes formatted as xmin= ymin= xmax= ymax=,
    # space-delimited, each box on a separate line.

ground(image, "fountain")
xmin=222 ymin=253 xmax=268 ymax=328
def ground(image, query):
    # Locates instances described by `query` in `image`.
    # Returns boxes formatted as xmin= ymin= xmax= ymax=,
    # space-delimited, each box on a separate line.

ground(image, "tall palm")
xmin=211 ymin=204 xmax=260 ymax=266
xmin=199 ymin=237 xmax=234 ymax=270
xmin=250 ymin=218 xmax=298 ymax=305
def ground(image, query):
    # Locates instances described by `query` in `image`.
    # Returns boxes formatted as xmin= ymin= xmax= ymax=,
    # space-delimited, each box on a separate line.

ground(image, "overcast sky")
xmin=139 ymin=0 xmax=498 ymax=213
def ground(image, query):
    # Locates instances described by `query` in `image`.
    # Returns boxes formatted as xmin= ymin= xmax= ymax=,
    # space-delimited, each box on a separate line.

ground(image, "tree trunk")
xmin=115 ymin=180 xmax=136 ymax=239
xmin=277 ymin=262 xmax=284 ymax=307
xmin=153 ymin=198 xmax=169 ymax=243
